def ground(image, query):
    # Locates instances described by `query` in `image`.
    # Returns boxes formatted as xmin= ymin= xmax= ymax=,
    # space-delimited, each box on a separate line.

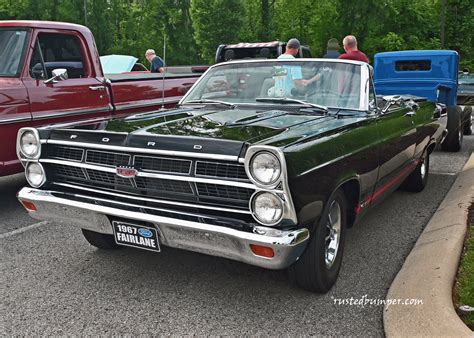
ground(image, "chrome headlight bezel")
xmin=17 ymin=128 xmax=41 ymax=160
xmin=25 ymin=162 xmax=46 ymax=188
xmin=250 ymin=191 xmax=284 ymax=226
xmin=245 ymin=148 xmax=282 ymax=189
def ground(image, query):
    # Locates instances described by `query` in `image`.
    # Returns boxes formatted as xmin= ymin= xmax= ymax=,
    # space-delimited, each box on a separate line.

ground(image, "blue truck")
xmin=374 ymin=50 xmax=472 ymax=151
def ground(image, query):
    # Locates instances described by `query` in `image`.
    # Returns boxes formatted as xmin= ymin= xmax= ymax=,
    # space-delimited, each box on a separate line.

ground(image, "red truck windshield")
xmin=0 ymin=29 xmax=29 ymax=77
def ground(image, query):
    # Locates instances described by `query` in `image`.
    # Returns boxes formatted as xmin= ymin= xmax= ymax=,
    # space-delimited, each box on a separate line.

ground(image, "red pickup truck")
xmin=0 ymin=20 xmax=202 ymax=176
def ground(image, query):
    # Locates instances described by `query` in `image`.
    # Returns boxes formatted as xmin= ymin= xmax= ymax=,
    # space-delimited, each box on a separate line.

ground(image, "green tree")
xmin=190 ymin=0 xmax=245 ymax=63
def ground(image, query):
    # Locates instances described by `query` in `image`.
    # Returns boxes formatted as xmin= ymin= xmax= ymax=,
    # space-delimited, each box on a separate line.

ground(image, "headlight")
xmin=249 ymin=151 xmax=281 ymax=185
xmin=26 ymin=162 xmax=46 ymax=188
xmin=251 ymin=192 xmax=283 ymax=225
xmin=20 ymin=130 xmax=40 ymax=158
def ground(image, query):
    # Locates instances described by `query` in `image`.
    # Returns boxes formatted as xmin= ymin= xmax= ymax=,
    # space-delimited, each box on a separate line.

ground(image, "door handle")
xmin=405 ymin=111 xmax=415 ymax=117
xmin=89 ymin=86 xmax=106 ymax=91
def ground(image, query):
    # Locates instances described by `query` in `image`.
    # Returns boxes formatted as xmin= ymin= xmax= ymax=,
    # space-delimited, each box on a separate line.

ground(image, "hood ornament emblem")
xmin=116 ymin=166 xmax=138 ymax=178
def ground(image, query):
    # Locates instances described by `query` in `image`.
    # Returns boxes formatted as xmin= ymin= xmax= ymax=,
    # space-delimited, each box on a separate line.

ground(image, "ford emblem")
xmin=138 ymin=228 xmax=153 ymax=238
xmin=116 ymin=166 xmax=138 ymax=178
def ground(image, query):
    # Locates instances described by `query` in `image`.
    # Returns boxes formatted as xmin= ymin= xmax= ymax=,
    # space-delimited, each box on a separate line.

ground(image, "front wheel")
xmin=288 ymin=190 xmax=347 ymax=293
xmin=81 ymin=229 xmax=121 ymax=250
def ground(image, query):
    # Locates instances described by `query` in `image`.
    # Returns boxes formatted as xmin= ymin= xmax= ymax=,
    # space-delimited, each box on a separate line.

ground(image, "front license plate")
xmin=112 ymin=221 xmax=161 ymax=252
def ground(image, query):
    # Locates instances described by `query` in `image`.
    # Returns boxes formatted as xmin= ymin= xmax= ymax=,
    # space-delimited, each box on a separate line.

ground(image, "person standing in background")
xmin=338 ymin=35 xmax=369 ymax=63
xmin=145 ymin=49 xmax=165 ymax=73
xmin=323 ymin=38 xmax=341 ymax=59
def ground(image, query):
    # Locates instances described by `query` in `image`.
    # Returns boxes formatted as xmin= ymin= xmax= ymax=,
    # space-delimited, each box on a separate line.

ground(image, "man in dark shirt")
xmin=323 ymin=38 xmax=341 ymax=59
xmin=145 ymin=49 xmax=165 ymax=73
xmin=338 ymin=35 xmax=369 ymax=63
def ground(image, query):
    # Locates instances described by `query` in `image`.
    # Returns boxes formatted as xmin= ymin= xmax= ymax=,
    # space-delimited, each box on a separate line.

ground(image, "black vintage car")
xmin=17 ymin=59 xmax=447 ymax=292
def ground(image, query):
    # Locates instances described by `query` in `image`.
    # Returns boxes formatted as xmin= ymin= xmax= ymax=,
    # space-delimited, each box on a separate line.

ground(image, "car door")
xmin=372 ymin=96 xmax=417 ymax=203
xmin=22 ymin=29 xmax=112 ymax=125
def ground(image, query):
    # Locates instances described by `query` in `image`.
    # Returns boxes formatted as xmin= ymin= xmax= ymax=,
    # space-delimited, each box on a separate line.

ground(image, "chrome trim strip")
xmin=53 ymin=129 xmax=129 ymax=135
xmin=43 ymin=140 xmax=239 ymax=161
xmin=114 ymin=98 xmax=180 ymax=111
xmin=0 ymin=116 xmax=31 ymax=125
xmin=52 ymin=182 xmax=252 ymax=215
xmin=40 ymin=158 xmax=261 ymax=190
xmin=32 ymin=105 xmax=113 ymax=121
xmin=133 ymin=154 xmax=192 ymax=176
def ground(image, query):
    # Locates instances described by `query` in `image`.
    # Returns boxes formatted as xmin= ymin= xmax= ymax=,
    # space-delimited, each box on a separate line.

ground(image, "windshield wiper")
xmin=182 ymin=99 xmax=235 ymax=109
xmin=255 ymin=97 xmax=328 ymax=113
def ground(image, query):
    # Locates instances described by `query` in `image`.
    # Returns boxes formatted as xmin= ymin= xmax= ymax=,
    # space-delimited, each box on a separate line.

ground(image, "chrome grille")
xmin=48 ymin=146 xmax=84 ymax=162
xmin=195 ymin=161 xmax=248 ymax=181
xmin=86 ymin=150 xmax=130 ymax=167
xmin=134 ymin=155 xmax=191 ymax=174
xmin=51 ymin=164 xmax=86 ymax=179
xmin=195 ymin=183 xmax=253 ymax=201
xmin=45 ymin=144 xmax=254 ymax=207
xmin=86 ymin=169 xmax=133 ymax=187
xmin=135 ymin=177 xmax=193 ymax=194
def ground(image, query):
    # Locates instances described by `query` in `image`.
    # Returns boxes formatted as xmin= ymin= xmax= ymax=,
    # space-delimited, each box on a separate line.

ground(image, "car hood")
xmin=100 ymin=55 xmax=138 ymax=74
xmin=46 ymin=107 xmax=362 ymax=158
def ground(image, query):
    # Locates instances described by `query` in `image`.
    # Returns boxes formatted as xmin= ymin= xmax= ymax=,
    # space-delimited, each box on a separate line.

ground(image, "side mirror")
xmin=406 ymin=99 xmax=419 ymax=111
xmin=44 ymin=68 xmax=68 ymax=84
xmin=381 ymin=95 xmax=402 ymax=113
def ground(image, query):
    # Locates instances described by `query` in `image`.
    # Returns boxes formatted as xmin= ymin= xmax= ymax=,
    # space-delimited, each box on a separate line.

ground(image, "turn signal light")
xmin=20 ymin=200 xmax=37 ymax=212
xmin=250 ymin=244 xmax=274 ymax=258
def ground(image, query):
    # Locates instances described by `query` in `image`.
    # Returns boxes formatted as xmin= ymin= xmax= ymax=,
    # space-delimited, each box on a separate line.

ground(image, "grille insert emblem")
xmin=116 ymin=166 xmax=138 ymax=178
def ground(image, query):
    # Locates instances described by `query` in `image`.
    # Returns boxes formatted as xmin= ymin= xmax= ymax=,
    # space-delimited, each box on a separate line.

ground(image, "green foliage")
xmin=190 ymin=0 xmax=245 ymax=63
xmin=0 ymin=0 xmax=472 ymax=67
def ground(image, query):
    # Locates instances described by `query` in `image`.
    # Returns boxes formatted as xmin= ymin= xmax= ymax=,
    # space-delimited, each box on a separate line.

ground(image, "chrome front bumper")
xmin=17 ymin=187 xmax=309 ymax=269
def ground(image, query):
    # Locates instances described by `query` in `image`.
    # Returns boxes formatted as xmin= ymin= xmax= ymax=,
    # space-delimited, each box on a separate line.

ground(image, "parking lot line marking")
xmin=0 ymin=221 xmax=49 ymax=240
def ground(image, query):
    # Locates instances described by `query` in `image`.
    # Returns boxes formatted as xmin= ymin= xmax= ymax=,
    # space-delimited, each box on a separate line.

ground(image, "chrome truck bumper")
xmin=17 ymin=187 xmax=309 ymax=270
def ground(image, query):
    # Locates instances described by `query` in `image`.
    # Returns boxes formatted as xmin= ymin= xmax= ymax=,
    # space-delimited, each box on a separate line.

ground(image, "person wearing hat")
xmin=323 ymin=38 xmax=341 ymax=59
xmin=145 ymin=49 xmax=165 ymax=73
xmin=272 ymin=38 xmax=305 ymax=96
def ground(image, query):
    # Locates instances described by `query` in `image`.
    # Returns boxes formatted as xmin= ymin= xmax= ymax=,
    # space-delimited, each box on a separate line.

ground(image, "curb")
xmin=384 ymin=153 xmax=474 ymax=337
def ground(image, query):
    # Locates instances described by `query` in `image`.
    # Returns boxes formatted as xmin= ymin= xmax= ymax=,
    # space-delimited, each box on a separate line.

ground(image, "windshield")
xmin=0 ymin=29 xmax=28 ymax=77
xmin=182 ymin=60 xmax=363 ymax=110
xmin=459 ymin=74 xmax=474 ymax=85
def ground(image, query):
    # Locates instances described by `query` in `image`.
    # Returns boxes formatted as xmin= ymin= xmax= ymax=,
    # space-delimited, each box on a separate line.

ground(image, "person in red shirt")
xmin=338 ymin=35 xmax=369 ymax=63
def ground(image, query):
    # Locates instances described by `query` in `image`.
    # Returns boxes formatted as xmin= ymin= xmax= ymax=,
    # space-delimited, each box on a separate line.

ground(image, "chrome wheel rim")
xmin=325 ymin=200 xmax=342 ymax=269
xmin=420 ymin=158 xmax=427 ymax=179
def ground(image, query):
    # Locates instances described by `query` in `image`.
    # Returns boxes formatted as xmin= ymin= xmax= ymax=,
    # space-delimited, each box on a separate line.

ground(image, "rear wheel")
xmin=463 ymin=106 xmax=472 ymax=135
xmin=441 ymin=105 xmax=463 ymax=152
xmin=400 ymin=153 xmax=429 ymax=192
xmin=81 ymin=229 xmax=121 ymax=250
xmin=288 ymin=190 xmax=347 ymax=293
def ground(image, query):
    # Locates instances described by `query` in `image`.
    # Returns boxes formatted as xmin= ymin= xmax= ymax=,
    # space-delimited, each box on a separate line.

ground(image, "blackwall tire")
xmin=288 ymin=190 xmax=347 ymax=293
xmin=400 ymin=153 xmax=429 ymax=192
xmin=463 ymin=106 xmax=472 ymax=135
xmin=441 ymin=105 xmax=463 ymax=152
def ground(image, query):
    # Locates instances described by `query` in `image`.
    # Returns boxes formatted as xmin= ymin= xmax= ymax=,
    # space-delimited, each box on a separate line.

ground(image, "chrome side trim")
xmin=52 ymin=182 xmax=252 ymax=215
xmin=39 ymin=158 xmax=261 ymax=190
xmin=114 ymin=98 xmax=180 ymax=111
xmin=0 ymin=116 xmax=32 ymax=125
xmin=43 ymin=139 xmax=240 ymax=161
xmin=32 ymin=105 xmax=113 ymax=121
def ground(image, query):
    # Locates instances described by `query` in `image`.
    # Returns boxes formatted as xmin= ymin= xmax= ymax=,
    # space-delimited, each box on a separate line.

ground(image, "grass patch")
xmin=454 ymin=203 xmax=474 ymax=330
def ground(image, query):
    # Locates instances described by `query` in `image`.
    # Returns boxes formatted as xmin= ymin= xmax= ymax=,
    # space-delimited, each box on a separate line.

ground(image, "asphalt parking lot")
xmin=1 ymin=136 xmax=473 ymax=335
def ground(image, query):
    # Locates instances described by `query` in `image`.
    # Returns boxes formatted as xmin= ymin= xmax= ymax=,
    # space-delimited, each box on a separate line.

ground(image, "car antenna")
xmin=160 ymin=35 xmax=166 ymax=110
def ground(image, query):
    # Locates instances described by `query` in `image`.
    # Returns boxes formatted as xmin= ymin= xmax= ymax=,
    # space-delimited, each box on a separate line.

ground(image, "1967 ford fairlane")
xmin=17 ymin=59 xmax=447 ymax=292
